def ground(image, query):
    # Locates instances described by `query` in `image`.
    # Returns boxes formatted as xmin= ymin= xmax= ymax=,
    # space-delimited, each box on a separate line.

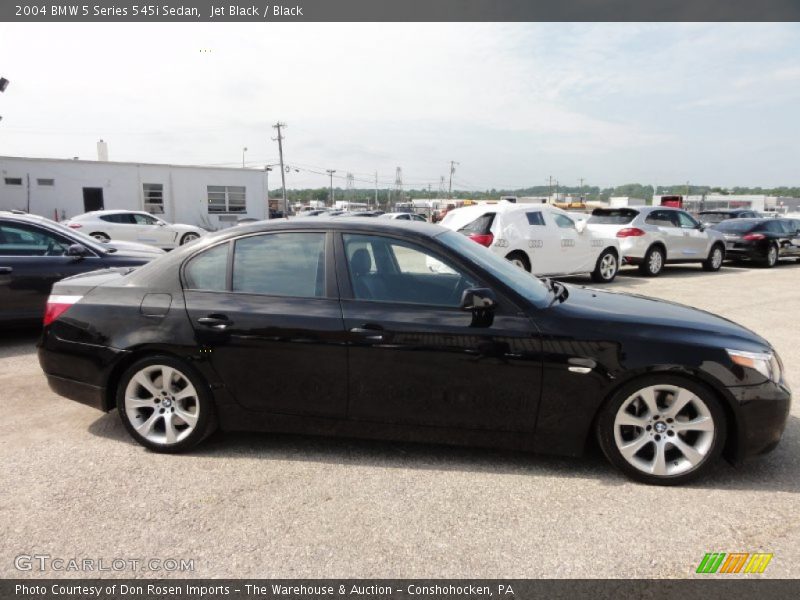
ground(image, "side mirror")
xmin=66 ymin=243 xmax=89 ymax=257
xmin=575 ymin=220 xmax=587 ymax=233
xmin=459 ymin=287 xmax=497 ymax=312
xmin=156 ymin=221 xmax=166 ymax=226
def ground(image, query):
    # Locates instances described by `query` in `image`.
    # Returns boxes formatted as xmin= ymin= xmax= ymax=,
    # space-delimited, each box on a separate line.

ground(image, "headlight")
xmin=727 ymin=349 xmax=783 ymax=382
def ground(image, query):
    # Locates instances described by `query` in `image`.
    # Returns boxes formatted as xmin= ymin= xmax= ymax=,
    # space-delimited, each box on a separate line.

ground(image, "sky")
xmin=0 ymin=22 xmax=798 ymax=191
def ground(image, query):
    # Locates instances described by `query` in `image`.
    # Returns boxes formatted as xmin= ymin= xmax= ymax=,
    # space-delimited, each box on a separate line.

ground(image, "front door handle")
xmin=197 ymin=315 xmax=232 ymax=330
xmin=349 ymin=325 xmax=384 ymax=341
xmin=0 ymin=267 xmax=12 ymax=274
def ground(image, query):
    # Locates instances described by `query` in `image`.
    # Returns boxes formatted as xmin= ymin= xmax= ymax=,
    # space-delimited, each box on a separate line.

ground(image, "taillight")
xmin=67 ymin=223 xmax=82 ymax=229
xmin=469 ymin=233 xmax=494 ymax=247
xmin=616 ymin=227 xmax=646 ymax=238
xmin=43 ymin=295 xmax=82 ymax=326
xmin=743 ymin=233 xmax=765 ymax=241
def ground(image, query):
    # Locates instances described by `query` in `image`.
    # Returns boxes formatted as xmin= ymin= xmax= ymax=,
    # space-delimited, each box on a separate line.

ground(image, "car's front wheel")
xmin=117 ymin=356 xmax=217 ymax=452
xmin=180 ymin=232 xmax=201 ymax=245
xmin=762 ymin=243 xmax=778 ymax=268
xmin=702 ymin=244 xmax=725 ymax=272
xmin=596 ymin=376 xmax=726 ymax=485
xmin=591 ymin=249 xmax=618 ymax=283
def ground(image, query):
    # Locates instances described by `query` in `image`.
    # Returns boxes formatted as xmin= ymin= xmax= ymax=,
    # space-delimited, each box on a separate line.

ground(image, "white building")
xmin=0 ymin=154 xmax=270 ymax=229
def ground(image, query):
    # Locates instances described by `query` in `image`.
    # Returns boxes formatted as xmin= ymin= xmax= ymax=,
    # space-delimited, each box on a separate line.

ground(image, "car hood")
xmin=101 ymin=240 xmax=166 ymax=257
xmin=548 ymin=285 xmax=771 ymax=353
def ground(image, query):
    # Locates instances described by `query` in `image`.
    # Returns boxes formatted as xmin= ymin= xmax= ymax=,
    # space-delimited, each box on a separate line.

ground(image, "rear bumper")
xmin=724 ymin=245 xmax=764 ymax=261
xmin=44 ymin=374 xmax=108 ymax=412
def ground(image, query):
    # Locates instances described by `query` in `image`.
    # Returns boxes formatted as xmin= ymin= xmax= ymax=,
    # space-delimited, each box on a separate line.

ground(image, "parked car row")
xmin=36 ymin=217 xmax=791 ymax=486
xmin=436 ymin=202 xmax=800 ymax=281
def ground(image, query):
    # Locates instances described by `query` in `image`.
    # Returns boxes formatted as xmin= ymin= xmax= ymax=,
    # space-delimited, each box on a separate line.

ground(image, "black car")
xmin=713 ymin=218 xmax=800 ymax=267
xmin=0 ymin=212 xmax=164 ymax=324
xmin=38 ymin=219 xmax=790 ymax=485
xmin=698 ymin=209 xmax=762 ymax=227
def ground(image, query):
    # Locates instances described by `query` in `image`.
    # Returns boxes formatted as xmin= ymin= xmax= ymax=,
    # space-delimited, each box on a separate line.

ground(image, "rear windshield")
xmin=714 ymin=220 xmax=759 ymax=233
xmin=458 ymin=213 xmax=495 ymax=236
xmin=588 ymin=208 xmax=638 ymax=225
xmin=698 ymin=213 xmax=730 ymax=224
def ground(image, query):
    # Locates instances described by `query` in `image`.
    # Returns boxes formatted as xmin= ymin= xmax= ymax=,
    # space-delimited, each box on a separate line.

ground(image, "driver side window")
xmin=343 ymin=234 xmax=475 ymax=307
xmin=0 ymin=223 xmax=70 ymax=257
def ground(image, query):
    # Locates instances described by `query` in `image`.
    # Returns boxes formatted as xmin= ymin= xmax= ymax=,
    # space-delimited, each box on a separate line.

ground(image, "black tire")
xmin=117 ymin=355 xmax=217 ymax=453
xmin=637 ymin=245 xmax=665 ymax=277
xmin=591 ymin=248 xmax=619 ymax=283
xmin=761 ymin=243 xmax=778 ymax=268
xmin=505 ymin=251 xmax=531 ymax=272
xmin=702 ymin=244 xmax=725 ymax=272
xmin=90 ymin=232 xmax=111 ymax=243
xmin=180 ymin=232 xmax=201 ymax=245
xmin=596 ymin=375 xmax=727 ymax=485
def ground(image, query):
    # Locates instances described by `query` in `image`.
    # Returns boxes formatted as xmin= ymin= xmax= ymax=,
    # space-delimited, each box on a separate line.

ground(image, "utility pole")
xmin=579 ymin=177 xmax=584 ymax=202
xmin=326 ymin=169 xmax=336 ymax=206
xmin=548 ymin=175 xmax=554 ymax=202
xmin=271 ymin=122 xmax=288 ymax=218
xmin=448 ymin=161 xmax=459 ymax=200
xmin=374 ymin=171 xmax=378 ymax=208
xmin=242 ymin=147 xmax=248 ymax=168
xmin=394 ymin=167 xmax=403 ymax=207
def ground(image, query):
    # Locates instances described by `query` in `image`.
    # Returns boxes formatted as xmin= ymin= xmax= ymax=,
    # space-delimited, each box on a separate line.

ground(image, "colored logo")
xmin=696 ymin=552 xmax=773 ymax=574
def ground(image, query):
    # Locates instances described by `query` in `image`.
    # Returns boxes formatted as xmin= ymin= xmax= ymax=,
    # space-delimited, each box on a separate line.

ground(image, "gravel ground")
xmin=0 ymin=261 xmax=798 ymax=579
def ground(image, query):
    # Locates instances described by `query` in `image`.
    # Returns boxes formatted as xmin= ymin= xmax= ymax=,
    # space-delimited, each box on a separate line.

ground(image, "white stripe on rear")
xmin=48 ymin=295 xmax=83 ymax=304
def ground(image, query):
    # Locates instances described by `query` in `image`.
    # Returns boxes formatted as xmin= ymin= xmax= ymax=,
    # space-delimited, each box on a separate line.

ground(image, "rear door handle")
xmin=197 ymin=315 xmax=232 ymax=329
xmin=349 ymin=325 xmax=384 ymax=341
xmin=0 ymin=267 xmax=12 ymax=274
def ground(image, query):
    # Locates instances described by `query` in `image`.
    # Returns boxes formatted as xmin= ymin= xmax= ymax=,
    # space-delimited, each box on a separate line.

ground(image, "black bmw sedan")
xmin=713 ymin=217 xmax=800 ymax=267
xmin=38 ymin=219 xmax=791 ymax=485
xmin=1 ymin=211 xmax=164 ymax=325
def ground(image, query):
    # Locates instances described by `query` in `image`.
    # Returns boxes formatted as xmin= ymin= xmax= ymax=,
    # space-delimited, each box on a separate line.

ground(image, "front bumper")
xmin=730 ymin=380 xmax=792 ymax=461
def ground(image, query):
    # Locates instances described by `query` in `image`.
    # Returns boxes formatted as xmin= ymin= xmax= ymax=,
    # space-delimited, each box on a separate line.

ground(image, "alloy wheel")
xmin=767 ymin=245 xmax=778 ymax=266
xmin=649 ymin=250 xmax=663 ymax=274
xmin=600 ymin=253 xmax=617 ymax=280
xmin=613 ymin=384 xmax=715 ymax=477
xmin=124 ymin=364 xmax=200 ymax=445
xmin=711 ymin=248 xmax=723 ymax=269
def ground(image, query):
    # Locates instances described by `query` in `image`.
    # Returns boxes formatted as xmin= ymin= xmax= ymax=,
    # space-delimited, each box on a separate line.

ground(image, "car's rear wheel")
xmin=597 ymin=376 xmax=726 ymax=485
xmin=180 ymin=232 xmax=201 ymax=245
xmin=762 ymin=243 xmax=778 ymax=268
xmin=117 ymin=356 xmax=217 ymax=452
xmin=591 ymin=249 xmax=618 ymax=283
xmin=505 ymin=251 xmax=531 ymax=272
xmin=638 ymin=246 xmax=665 ymax=277
xmin=91 ymin=232 xmax=110 ymax=243
xmin=702 ymin=244 xmax=725 ymax=272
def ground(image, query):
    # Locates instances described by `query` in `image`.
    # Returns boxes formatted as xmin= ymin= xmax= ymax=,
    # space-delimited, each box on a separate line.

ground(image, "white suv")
xmin=438 ymin=202 xmax=621 ymax=282
xmin=585 ymin=206 xmax=726 ymax=276
xmin=64 ymin=210 xmax=206 ymax=250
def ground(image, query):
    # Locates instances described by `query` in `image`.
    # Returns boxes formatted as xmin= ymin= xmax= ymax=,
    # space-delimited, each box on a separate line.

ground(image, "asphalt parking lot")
xmin=1 ymin=261 xmax=798 ymax=579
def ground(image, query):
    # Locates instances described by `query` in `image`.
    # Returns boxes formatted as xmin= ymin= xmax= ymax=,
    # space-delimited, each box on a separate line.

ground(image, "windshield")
xmin=437 ymin=230 xmax=549 ymax=305
xmin=698 ymin=213 xmax=729 ymax=224
xmin=714 ymin=220 xmax=759 ymax=233
xmin=588 ymin=208 xmax=638 ymax=225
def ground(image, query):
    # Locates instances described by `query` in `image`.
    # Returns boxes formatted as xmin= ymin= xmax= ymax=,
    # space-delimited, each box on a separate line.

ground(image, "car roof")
xmin=699 ymin=209 xmax=752 ymax=214
xmin=231 ymin=217 xmax=446 ymax=238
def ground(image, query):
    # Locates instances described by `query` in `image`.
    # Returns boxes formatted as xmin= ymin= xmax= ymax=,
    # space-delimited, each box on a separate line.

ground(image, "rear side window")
xmin=232 ymin=232 xmax=325 ymax=297
xmin=588 ymin=209 xmax=638 ymax=225
xmin=184 ymin=243 xmax=229 ymax=291
xmin=100 ymin=214 xmax=135 ymax=224
xmin=645 ymin=211 xmax=678 ymax=227
xmin=526 ymin=212 xmax=545 ymax=226
xmin=763 ymin=220 xmax=784 ymax=234
xmin=698 ymin=213 xmax=729 ymax=224
xmin=458 ymin=213 xmax=495 ymax=236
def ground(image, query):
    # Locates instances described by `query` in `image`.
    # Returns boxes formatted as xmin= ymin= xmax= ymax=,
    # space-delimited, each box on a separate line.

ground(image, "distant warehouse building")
xmin=0 ymin=153 xmax=271 ymax=229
